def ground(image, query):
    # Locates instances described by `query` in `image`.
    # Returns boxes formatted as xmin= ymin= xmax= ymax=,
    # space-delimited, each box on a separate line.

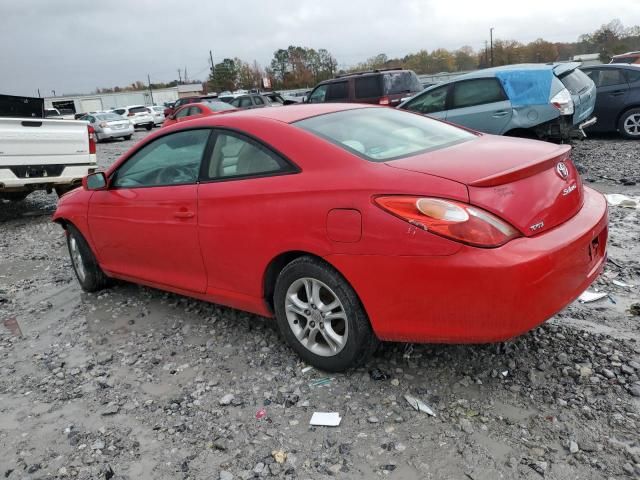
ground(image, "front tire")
xmin=145 ymin=124 xmax=152 ymax=131
xmin=618 ymin=108 xmax=640 ymax=140
xmin=274 ymin=256 xmax=378 ymax=372
xmin=66 ymin=224 xmax=109 ymax=292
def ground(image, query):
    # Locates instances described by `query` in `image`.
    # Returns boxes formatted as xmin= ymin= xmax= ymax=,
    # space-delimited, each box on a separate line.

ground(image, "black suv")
xmin=581 ymin=64 xmax=640 ymax=139
xmin=306 ymin=69 xmax=422 ymax=106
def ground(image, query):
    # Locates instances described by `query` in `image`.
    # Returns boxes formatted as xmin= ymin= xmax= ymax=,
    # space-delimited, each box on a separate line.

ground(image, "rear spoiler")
xmin=552 ymin=62 xmax=581 ymax=77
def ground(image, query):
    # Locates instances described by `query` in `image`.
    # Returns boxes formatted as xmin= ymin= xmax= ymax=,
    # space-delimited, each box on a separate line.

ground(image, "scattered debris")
xmin=255 ymin=408 xmax=267 ymax=420
xmin=604 ymin=193 xmax=639 ymax=209
xmin=629 ymin=303 xmax=640 ymax=316
xmin=612 ymin=279 xmax=634 ymax=288
xmin=301 ymin=366 xmax=314 ymax=374
xmin=2 ymin=317 xmax=22 ymax=336
xmin=578 ymin=290 xmax=608 ymax=303
xmin=369 ymin=368 xmax=390 ymax=381
xmin=404 ymin=394 xmax=436 ymax=417
xmin=308 ymin=377 xmax=332 ymax=387
xmin=309 ymin=412 xmax=342 ymax=427
xmin=272 ymin=450 xmax=287 ymax=464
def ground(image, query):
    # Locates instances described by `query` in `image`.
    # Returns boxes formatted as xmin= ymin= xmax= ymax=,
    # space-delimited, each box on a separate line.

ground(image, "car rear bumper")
xmin=0 ymin=160 xmax=98 ymax=191
xmin=325 ymin=187 xmax=608 ymax=343
xmin=97 ymin=126 xmax=134 ymax=139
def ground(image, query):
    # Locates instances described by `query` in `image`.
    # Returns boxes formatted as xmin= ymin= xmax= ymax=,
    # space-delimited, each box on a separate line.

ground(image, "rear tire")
xmin=145 ymin=124 xmax=152 ymax=131
xmin=123 ymin=135 xmax=132 ymax=141
xmin=66 ymin=224 xmax=109 ymax=292
xmin=618 ymin=108 xmax=640 ymax=140
xmin=274 ymin=256 xmax=379 ymax=372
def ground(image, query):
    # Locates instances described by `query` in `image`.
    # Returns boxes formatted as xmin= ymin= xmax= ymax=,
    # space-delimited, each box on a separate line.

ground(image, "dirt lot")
xmin=1 ymin=131 xmax=639 ymax=480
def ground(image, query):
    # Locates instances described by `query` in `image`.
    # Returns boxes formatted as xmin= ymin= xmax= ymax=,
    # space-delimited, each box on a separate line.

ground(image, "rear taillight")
xmin=87 ymin=125 xmax=96 ymax=154
xmin=379 ymin=96 xmax=390 ymax=106
xmin=550 ymin=88 xmax=574 ymax=115
xmin=127 ymin=112 xmax=135 ymax=117
xmin=374 ymin=196 xmax=521 ymax=248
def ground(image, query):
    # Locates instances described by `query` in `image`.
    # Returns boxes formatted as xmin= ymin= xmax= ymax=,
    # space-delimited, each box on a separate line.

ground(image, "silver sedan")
xmin=81 ymin=112 xmax=134 ymax=142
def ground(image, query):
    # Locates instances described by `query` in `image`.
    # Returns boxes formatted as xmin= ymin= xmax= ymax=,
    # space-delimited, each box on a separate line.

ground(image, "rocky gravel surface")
xmin=1 ymin=131 xmax=639 ymax=479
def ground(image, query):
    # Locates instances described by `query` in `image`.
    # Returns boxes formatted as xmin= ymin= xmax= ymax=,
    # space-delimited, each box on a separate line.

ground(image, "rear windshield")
xmin=203 ymin=101 xmax=236 ymax=112
xmin=129 ymin=106 xmax=148 ymax=113
xmin=383 ymin=71 xmax=422 ymax=95
xmin=295 ymin=107 xmax=474 ymax=162
xmin=96 ymin=113 xmax=122 ymax=121
xmin=559 ymin=69 xmax=592 ymax=94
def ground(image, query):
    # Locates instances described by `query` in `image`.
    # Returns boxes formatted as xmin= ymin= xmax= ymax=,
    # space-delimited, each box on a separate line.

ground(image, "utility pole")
xmin=147 ymin=74 xmax=155 ymax=105
xmin=490 ymin=27 xmax=494 ymax=67
xmin=209 ymin=50 xmax=215 ymax=77
xmin=184 ymin=66 xmax=188 ymax=84
xmin=177 ymin=69 xmax=182 ymax=83
xmin=37 ymin=88 xmax=41 ymax=98
xmin=484 ymin=41 xmax=488 ymax=68
xmin=51 ymin=90 xmax=56 ymax=97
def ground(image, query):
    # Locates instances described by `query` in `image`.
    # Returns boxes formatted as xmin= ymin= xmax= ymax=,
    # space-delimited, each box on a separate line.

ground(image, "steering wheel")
xmin=155 ymin=165 xmax=190 ymax=185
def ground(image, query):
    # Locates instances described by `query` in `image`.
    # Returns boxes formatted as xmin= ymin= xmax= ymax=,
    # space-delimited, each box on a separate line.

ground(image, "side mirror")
xmin=83 ymin=171 xmax=107 ymax=191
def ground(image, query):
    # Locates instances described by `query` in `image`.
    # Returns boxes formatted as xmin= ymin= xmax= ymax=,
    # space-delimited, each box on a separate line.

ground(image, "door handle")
xmin=174 ymin=210 xmax=195 ymax=219
xmin=492 ymin=110 xmax=509 ymax=117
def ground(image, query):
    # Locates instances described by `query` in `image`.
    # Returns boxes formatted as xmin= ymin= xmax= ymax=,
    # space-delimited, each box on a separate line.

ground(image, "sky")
xmin=0 ymin=0 xmax=638 ymax=97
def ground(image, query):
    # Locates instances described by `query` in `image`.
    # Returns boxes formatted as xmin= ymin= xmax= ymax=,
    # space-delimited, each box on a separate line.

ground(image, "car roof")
xmin=217 ymin=103 xmax=369 ymax=123
xmin=584 ymin=63 xmax=640 ymax=70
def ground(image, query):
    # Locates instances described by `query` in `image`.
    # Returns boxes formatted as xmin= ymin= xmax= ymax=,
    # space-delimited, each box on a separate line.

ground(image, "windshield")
xmin=203 ymin=101 xmax=236 ymax=112
xmin=383 ymin=71 xmax=423 ymax=95
xmin=559 ymin=69 xmax=592 ymax=94
xmin=96 ymin=113 xmax=123 ymax=121
xmin=295 ymin=107 xmax=475 ymax=162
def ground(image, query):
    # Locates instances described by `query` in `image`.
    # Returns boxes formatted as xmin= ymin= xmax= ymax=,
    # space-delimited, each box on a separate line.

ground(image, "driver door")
xmin=88 ymin=128 xmax=211 ymax=293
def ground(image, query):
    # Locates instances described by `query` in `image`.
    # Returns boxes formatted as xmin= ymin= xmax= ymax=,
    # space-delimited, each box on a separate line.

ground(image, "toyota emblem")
xmin=556 ymin=162 xmax=569 ymax=180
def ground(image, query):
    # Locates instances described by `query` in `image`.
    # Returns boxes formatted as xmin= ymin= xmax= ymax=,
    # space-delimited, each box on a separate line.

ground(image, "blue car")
xmin=398 ymin=63 xmax=597 ymax=141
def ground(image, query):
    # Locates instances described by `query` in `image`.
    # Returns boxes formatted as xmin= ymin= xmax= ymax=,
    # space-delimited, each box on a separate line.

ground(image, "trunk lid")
xmin=385 ymin=135 xmax=584 ymax=236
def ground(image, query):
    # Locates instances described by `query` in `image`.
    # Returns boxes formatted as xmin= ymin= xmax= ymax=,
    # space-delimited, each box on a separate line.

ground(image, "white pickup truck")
xmin=0 ymin=94 xmax=98 ymax=201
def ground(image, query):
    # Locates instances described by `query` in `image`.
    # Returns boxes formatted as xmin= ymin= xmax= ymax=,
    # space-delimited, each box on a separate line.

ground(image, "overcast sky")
xmin=1 ymin=0 xmax=638 ymax=97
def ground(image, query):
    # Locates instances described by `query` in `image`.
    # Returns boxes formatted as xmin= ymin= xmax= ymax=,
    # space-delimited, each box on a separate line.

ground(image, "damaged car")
xmin=53 ymin=104 xmax=608 ymax=372
xmin=398 ymin=62 xmax=597 ymax=141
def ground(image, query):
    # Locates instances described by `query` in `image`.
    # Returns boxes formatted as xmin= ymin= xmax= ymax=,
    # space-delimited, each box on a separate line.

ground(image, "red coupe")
xmin=53 ymin=104 xmax=608 ymax=371
xmin=162 ymin=100 xmax=236 ymax=128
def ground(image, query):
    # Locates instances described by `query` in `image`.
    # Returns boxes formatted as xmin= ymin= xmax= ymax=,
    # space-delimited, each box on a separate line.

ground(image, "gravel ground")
xmin=1 ymin=130 xmax=639 ymax=480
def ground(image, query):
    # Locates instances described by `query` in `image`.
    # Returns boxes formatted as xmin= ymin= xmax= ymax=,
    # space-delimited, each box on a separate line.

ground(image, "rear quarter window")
xmin=355 ymin=76 xmax=382 ymax=99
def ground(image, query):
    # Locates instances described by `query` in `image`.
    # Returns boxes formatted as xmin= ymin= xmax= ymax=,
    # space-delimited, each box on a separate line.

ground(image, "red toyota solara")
xmin=53 ymin=104 xmax=608 ymax=371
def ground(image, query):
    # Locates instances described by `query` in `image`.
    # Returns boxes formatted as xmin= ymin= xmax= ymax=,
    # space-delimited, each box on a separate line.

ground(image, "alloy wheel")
xmin=284 ymin=278 xmax=348 ymax=357
xmin=623 ymin=113 xmax=640 ymax=137
xmin=69 ymin=236 xmax=86 ymax=282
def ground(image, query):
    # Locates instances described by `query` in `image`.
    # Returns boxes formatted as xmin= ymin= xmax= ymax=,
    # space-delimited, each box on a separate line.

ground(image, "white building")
xmin=43 ymin=83 xmax=203 ymax=115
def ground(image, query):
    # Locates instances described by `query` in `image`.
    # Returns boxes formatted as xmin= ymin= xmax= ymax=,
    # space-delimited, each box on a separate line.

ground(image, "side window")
xmin=114 ymin=109 xmax=125 ymax=115
xmin=452 ymin=78 xmax=507 ymax=109
xmin=206 ymin=131 xmax=293 ymax=180
xmin=308 ymin=85 xmax=329 ymax=103
xmin=625 ymin=69 xmax=640 ymax=83
xmin=239 ymin=97 xmax=253 ymax=108
xmin=404 ymin=87 xmax=448 ymax=114
xmin=598 ymin=69 xmax=626 ymax=87
xmin=112 ymin=129 xmax=210 ymax=188
xmin=327 ymin=81 xmax=348 ymax=101
xmin=175 ymin=107 xmax=191 ymax=119
xmin=355 ymin=76 xmax=382 ymax=99
xmin=254 ymin=96 xmax=265 ymax=105
xmin=190 ymin=106 xmax=203 ymax=115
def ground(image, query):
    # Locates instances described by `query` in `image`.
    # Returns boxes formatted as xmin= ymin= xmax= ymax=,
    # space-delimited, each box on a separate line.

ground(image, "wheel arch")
xmin=262 ymin=250 xmax=363 ymax=315
xmin=616 ymin=105 xmax=640 ymax=128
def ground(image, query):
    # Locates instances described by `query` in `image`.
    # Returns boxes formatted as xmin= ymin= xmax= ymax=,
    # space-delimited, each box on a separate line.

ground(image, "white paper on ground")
xmin=309 ymin=412 xmax=342 ymax=426
xmin=404 ymin=394 xmax=436 ymax=417
xmin=578 ymin=290 xmax=608 ymax=303
xmin=612 ymin=279 xmax=634 ymax=288
xmin=604 ymin=194 xmax=639 ymax=209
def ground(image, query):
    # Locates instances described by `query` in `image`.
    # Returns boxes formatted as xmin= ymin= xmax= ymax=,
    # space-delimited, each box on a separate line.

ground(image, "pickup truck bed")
xmin=0 ymin=117 xmax=97 ymax=200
